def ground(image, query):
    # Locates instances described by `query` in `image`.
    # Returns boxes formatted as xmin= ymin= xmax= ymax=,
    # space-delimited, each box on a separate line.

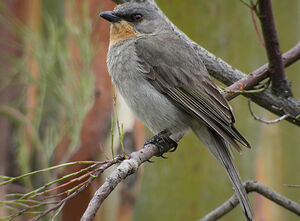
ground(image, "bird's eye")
xmin=131 ymin=14 xmax=143 ymax=22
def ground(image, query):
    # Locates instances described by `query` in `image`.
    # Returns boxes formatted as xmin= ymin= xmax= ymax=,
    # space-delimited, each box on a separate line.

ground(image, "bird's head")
xmin=100 ymin=1 xmax=170 ymax=42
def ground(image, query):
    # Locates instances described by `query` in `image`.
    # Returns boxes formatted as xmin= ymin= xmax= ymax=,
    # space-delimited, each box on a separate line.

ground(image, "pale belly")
xmin=114 ymin=76 xmax=191 ymax=134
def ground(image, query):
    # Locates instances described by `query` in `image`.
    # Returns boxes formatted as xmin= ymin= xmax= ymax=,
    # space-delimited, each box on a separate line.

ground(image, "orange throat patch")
xmin=109 ymin=21 xmax=140 ymax=46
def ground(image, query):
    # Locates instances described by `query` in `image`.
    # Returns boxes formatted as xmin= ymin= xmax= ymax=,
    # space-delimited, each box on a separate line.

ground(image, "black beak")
xmin=99 ymin=11 xmax=121 ymax=23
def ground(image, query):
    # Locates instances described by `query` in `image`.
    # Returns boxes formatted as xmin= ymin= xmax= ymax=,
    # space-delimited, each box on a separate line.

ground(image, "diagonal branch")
xmin=257 ymin=0 xmax=293 ymax=97
xmin=199 ymin=181 xmax=300 ymax=221
xmin=80 ymin=144 xmax=159 ymax=221
xmin=224 ymin=42 xmax=300 ymax=101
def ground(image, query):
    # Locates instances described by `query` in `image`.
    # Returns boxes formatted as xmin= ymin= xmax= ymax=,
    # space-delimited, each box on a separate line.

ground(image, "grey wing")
xmin=135 ymin=34 xmax=250 ymax=151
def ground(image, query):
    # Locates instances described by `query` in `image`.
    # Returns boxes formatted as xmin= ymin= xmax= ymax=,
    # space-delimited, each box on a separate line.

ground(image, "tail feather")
xmin=192 ymin=123 xmax=253 ymax=221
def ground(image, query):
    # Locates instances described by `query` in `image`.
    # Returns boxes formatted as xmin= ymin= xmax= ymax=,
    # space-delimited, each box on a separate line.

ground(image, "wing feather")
xmin=135 ymin=34 xmax=250 ymax=150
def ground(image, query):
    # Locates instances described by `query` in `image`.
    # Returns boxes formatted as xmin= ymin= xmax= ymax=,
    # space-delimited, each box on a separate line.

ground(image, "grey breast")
xmin=107 ymin=38 xmax=191 ymax=134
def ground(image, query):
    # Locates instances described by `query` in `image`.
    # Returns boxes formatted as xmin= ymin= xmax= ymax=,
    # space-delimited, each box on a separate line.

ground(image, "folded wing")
xmin=135 ymin=34 xmax=250 ymax=151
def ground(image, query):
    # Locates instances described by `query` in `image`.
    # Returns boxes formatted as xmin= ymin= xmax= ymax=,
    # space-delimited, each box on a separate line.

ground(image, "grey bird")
xmin=100 ymin=2 xmax=253 ymax=220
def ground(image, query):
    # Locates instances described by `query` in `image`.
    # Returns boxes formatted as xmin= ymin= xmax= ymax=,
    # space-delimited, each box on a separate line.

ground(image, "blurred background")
xmin=0 ymin=0 xmax=299 ymax=220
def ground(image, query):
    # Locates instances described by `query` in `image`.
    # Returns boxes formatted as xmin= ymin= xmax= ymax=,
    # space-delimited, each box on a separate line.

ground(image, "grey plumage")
xmin=101 ymin=2 xmax=253 ymax=220
xmin=107 ymin=38 xmax=191 ymax=134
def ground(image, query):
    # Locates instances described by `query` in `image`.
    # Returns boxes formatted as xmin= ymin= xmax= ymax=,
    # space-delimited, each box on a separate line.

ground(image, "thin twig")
xmin=250 ymin=4 xmax=265 ymax=49
xmin=98 ymin=143 xmax=110 ymax=161
xmin=1 ymin=208 xmax=30 ymax=221
xmin=239 ymin=0 xmax=252 ymax=9
xmin=224 ymin=41 xmax=300 ymax=101
xmin=23 ymin=163 xmax=101 ymax=200
xmin=223 ymin=79 xmax=270 ymax=94
xmin=248 ymin=100 xmax=289 ymax=124
xmin=0 ymin=161 xmax=99 ymax=187
xmin=285 ymin=184 xmax=300 ymax=188
xmin=199 ymin=181 xmax=300 ymax=221
xmin=50 ymin=201 xmax=66 ymax=221
xmin=29 ymin=165 xmax=101 ymax=199
xmin=30 ymin=158 xmax=121 ymax=221
xmin=200 ymin=194 xmax=239 ymax=221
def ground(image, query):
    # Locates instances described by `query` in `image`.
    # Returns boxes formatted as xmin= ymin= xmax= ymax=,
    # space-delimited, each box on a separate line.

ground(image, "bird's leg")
xmin=143 ymin=129 xmax=178 ymax=158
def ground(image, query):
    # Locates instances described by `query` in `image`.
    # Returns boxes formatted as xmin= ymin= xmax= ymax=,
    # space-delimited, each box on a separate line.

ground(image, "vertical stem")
xmin=257 ymin=0 xmax=292 ymax=97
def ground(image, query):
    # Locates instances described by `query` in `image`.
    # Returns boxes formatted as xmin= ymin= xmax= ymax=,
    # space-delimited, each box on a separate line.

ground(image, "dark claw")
xmin=169 ymin=144 xmax=178 ymax=152
xmin=143 ymin=129 xmax=178 ymax=158
xmin=147 ymin=159 xmax=155 ymax=163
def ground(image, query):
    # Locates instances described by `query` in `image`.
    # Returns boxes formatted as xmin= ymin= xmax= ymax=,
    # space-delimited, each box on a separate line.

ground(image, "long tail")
xmin=192 ymin=122 xmax=253 ymax=221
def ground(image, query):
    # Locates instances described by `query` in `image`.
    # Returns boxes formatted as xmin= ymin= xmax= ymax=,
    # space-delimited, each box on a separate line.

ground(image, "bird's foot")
xmin=143 ymin=130 xmax=178 ymax=158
